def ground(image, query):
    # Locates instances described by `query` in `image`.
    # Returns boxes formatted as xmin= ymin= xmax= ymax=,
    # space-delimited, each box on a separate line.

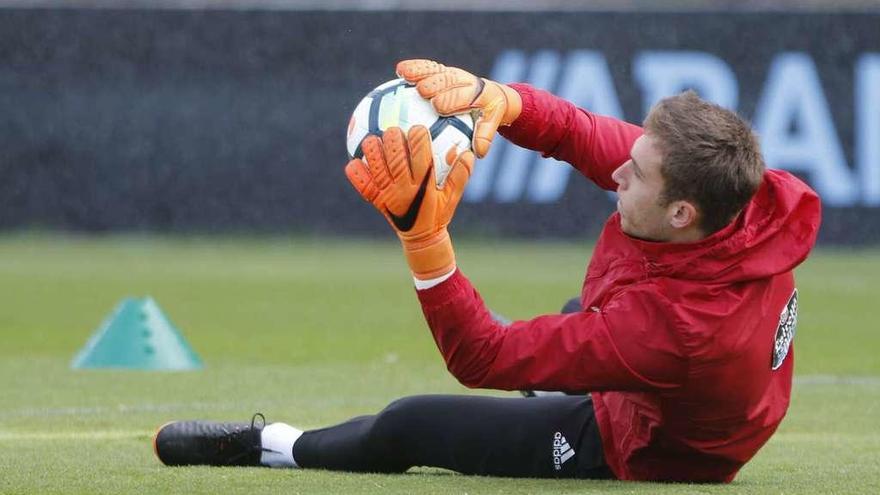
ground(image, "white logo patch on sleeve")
xmin=772 ymin=289 xmax=798 ymax=370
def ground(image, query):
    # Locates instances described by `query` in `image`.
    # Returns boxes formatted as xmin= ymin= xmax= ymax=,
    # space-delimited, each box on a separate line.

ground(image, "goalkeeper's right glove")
xmin=345 ymin=126 xmax=474 ymax=280
xmin=396 ymin=59 xmax=522 ymax=159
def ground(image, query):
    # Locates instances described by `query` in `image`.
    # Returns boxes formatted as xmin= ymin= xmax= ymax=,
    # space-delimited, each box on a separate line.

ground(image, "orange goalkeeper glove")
xmin=396 ymin=59 xmax=522 ymax=159
xmin=345 ymin=126 xmax=474 ymax=280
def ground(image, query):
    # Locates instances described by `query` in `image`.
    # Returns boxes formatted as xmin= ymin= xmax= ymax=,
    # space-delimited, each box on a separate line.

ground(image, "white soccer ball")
xmin=346 ymin=78 xmax=475 ymax=187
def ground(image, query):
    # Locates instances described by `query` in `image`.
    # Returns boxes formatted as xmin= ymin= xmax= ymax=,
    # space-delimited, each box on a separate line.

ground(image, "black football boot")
xmin=153 ymin=413 xmax=266 ymax=467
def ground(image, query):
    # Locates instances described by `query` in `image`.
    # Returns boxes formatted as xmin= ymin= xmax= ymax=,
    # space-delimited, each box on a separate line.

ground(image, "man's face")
xmin=611 ymin=134 xmax=674 ymax=242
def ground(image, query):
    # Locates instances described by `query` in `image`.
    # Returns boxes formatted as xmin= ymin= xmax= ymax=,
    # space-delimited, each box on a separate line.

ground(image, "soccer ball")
xmin=346 ymin=78 xmax=474 ymax=187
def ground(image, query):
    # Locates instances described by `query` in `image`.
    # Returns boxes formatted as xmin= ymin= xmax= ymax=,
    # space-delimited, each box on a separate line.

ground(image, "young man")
xmin=153 ymin=60 xmax=821 ymax=482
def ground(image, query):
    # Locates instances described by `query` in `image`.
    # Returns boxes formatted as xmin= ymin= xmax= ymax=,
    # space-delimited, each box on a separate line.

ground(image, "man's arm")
xmin=499 ymin=84 xmax=643 ymax=192
xmin=396 ymin=60 xmax=641 ymax=192
xmin=416 ymin=270 xmax=686 ymax=392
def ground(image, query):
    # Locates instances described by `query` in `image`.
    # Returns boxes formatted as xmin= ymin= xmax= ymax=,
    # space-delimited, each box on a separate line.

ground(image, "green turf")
xmin=0 ymin=234 xmax=878 ymax=494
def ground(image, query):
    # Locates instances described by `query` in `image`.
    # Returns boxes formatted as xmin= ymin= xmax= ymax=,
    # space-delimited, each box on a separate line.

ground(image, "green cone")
xmin=71 ymin=297 xmax=203 ymax=370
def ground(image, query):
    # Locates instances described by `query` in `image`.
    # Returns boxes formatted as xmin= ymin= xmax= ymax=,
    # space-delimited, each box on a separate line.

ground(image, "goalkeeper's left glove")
xmin=396 ymin=59 xmax=522 ymax=159
xmin=345 ymin=125 xmax=474 ymax=280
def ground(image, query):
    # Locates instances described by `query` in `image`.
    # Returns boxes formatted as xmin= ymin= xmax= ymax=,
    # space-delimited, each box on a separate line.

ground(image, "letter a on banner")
xmin=634 ymin=51 xmax=738 ymax=111
xmin=465 ymin=49 xmax=530 ymax=203
xmin=468 ymin=49 xmax=624 ymax=204
xmin=493 ymin=51 xmax=562 ymax=203
xmin=754 ymin=52 xmax=857 ymax=206
xmin=527 ymin=50 xmax=624 ymax=203
xmin=857 ymin=53 xmax=880 ymax=206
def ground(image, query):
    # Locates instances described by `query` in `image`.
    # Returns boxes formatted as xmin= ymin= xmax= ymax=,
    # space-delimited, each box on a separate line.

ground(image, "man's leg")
xmin=560 ymin=297 xmax=582 ymax=314
xmin=155 ymin=394 xmax=610 ymax=478
xmin=292 ymin=394 xmax=612 ymax=479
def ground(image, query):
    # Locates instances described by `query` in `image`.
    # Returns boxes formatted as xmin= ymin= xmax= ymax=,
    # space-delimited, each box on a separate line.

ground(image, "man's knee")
xmin=343 ymin=397 xmax=428 ymax=472
xmin=368 ymin=396 xmax=427 ymax=449
xmin=561 ymin=297 xmax=582 ymax=314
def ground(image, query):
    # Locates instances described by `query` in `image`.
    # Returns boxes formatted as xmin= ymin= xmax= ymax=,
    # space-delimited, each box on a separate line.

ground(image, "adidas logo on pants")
xmin=553 ymin=431 xmax=576 ymax=470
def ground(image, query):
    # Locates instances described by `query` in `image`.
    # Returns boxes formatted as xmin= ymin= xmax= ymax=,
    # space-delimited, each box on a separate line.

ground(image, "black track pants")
xmin=293 ymin=394 xmax=612 ymax=479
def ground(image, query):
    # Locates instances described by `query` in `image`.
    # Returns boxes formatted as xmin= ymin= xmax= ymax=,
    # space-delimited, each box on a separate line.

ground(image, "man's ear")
xmin=669 ymin=200 xmax=699 ymax=230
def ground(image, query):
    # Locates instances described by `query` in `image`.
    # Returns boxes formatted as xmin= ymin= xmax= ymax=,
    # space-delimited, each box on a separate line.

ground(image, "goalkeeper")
xmin=153 ymin=60 xmax=821 ymax=482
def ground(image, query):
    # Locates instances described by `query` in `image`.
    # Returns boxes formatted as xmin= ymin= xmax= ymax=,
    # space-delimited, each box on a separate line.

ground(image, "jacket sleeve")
xmin=497 ymin=84 xmax=644 ymax=192
xmin=416 ymin=270 xmax=686 ymax=392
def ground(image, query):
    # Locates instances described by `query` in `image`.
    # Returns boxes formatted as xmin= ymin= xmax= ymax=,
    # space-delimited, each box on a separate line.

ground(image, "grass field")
xmin=0 ymin=234 xmax=878 ymax=494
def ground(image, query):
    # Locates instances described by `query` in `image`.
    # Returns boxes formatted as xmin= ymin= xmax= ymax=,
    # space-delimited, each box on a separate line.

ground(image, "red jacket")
xmin=415 ymin=85 xmax=822 ymax=482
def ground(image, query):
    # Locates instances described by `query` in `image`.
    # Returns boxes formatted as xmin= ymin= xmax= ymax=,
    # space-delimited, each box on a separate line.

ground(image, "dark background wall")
xmin=0 ymin=9 xmax=878 ymax=243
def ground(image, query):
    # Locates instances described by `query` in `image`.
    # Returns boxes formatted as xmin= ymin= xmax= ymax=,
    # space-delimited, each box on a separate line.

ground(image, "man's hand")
xmin=396 ymin=59 xmax=522 ymax=159
xmin=345 ymin=126 xmax=474 ymax=280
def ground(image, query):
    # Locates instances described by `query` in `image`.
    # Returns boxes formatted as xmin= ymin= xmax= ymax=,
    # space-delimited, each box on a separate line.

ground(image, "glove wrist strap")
xmin=498 ymin=82 xmax=523 ymax=125
xmin=401 ymin=229 xmax=456 ymax=280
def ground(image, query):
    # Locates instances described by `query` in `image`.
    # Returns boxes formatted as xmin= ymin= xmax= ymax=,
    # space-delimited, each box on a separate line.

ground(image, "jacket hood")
xmin=619 ymin=170 xmax=822 ymax=283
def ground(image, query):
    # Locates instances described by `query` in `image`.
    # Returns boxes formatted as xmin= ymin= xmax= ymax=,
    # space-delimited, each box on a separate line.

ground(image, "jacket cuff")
xmin=413 ymin=268 xmax=456 ymax=290
xmin=502 ymin=83 xmax=539 ymax=138
xmin=415 ymin=268 xmax=471 ymax=310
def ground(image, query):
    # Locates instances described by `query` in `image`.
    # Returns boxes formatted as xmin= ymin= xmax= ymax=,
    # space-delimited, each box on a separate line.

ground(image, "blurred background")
xmin=1 ymin=3 xmax=879 ymax=493
xmin=1 ymin=0 xmax=879 ymax=243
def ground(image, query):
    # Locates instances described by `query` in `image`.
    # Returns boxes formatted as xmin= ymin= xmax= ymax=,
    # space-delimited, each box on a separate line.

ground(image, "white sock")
xmin=259 ymin=422 xmax=303 ymax=468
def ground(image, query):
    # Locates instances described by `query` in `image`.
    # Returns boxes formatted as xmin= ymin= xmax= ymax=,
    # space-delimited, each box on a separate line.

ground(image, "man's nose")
xmin=612 ymin=163 xmax=626 ymax=186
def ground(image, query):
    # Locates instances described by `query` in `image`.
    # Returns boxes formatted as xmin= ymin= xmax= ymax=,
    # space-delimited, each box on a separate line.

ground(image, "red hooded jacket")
xmin=415 ymin=85 xmax=822 ymax=482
